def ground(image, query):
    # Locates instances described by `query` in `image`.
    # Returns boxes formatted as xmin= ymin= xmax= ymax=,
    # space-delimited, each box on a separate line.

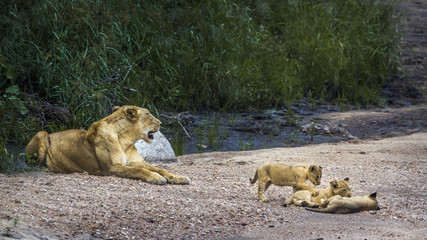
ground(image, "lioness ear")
xmin=112 ymin=106 xmax=120 ymax=112
xmin=126 ymin=108 xmax=138 ymax=121
xmin=369 ymin=192 xmax=377 ymax=199
xmin=344 ymin=177 xmax=350 ymax=183
xmin=330 ymin=180 xmax=338 ymax=188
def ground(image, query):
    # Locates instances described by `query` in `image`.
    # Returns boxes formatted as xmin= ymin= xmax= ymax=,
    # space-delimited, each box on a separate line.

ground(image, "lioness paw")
xmin=148 ymin=173 xmax=167 ymax=185
xmin=169 ymin=175 xmax=191 ymax=185
xmin=311 ymin=190 xmax=320 ymax=196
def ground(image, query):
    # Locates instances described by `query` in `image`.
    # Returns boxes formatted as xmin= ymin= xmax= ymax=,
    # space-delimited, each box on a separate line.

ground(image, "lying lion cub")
xmin=284 ymin=178 xmax=351 ymax=208
xmin=250 ymin=163 xmax=322 ymax=202
xmin=26 ymin=105 xmax=190 ymax=185
xmin=306 ymin=192 xmax=379 ymax=214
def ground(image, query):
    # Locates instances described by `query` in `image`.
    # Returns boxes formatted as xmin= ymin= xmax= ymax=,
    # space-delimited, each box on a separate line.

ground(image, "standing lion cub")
xmin=250 ymin=163 xmax=322 ymax=202
xmin=26 ymin=105 xmax=190 ymax=185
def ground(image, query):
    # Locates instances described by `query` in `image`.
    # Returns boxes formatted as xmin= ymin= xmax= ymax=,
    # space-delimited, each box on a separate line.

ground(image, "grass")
xmin=0 ymin=0 xmax=403 ymax=172
xmin=239 ymin=138 xmax=254 ymax=151
xmin=0 ymin=137 xmax=38 ymax=174
xmin=193 ymin=114 xmax=226 ymax=152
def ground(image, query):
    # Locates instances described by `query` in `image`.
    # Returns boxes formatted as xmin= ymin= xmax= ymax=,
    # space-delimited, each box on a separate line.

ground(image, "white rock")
xmin=134 ymin=131 xmax=177 ymax=164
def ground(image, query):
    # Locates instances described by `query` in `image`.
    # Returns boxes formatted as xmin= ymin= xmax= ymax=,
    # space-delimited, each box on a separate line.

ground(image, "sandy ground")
xmin=1 ymin=0 xmax=426 ymax=239
xmin=1 ymin=130 xmax=426 ymax=239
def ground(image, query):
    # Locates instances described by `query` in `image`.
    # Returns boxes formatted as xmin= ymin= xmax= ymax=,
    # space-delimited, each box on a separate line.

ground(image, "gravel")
xmin=1 ymin=132 xmax=426 ymax=239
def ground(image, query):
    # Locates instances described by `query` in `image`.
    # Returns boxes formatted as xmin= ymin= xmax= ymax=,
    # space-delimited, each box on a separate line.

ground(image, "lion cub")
xmin=306 ymin=192 xmax=379 ymax=214
xmin=284 ymin=178 xmax=351 ymax=208
xmin=250 ymin=163 xmax=322 ymax=202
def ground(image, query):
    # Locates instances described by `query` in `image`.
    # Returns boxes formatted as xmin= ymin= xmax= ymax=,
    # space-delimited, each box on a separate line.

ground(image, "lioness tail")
xmin=25 ymin=131 xmax=50 ymax=164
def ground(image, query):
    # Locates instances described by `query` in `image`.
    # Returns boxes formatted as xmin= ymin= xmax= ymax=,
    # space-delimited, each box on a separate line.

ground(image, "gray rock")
xmin=134 ymin=131 xmax=177 ymax=164
xmin=300 ymin=122 xmax=357 ymax=139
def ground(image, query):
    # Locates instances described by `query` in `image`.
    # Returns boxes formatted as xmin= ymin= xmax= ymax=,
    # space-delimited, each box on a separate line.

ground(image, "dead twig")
xmin=160 ymin=113 xmax=191 ymax=139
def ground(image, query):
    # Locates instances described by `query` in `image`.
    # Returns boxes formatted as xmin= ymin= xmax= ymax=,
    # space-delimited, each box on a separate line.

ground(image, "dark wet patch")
xmin=161 ymin=101 xmax=426 ymax=155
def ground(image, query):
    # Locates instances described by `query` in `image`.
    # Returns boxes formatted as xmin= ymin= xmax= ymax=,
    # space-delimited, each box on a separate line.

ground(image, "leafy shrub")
xmin=1 ymin=0 xmax=401 ymax=113
xmin=0 ymin=0 xmax=402 ymax=172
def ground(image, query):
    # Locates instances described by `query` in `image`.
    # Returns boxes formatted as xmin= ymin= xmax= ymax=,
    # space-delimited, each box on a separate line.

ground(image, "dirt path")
xmin=1 ymin=131 xmax=426 ymax=239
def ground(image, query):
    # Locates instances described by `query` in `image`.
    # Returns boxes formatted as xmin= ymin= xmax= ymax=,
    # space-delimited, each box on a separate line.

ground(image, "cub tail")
xmin=249 ymin=169 xmax=258 ymax=184
xmin=305 ymin=207 xmax=335 ymax=213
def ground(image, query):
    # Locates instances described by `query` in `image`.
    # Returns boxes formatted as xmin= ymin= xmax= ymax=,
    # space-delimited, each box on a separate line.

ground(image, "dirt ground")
xmin=1 ymin=0 xmax=426 ymax=239
xmin=1 ymin=127 xmax=426 ymax=239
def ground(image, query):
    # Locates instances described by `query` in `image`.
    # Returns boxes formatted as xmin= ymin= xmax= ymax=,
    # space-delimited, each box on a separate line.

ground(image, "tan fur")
xmin=284 ymin=178 xmax=351 ymax=208
xmin=250 ymin=163 xmax=322 ymax=202
xmin=25 ymin=105 xmax=190 ymax=185
xmin=306 ymin=192 xmax=379 ymax=214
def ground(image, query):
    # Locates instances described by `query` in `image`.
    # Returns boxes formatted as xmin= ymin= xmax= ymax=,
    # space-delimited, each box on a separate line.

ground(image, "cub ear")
xmin=369 ymin=192 xmax=377 ymax=199
xmin=112 ymin=106 xmax=121 ymax=112
xmin=310 ymin=165 xmax=319 ymax=172
xmin=330 ymin=180 xmax=338 ymax=188
xmin=126 ymin=107 xmax=139 ymax=121
xmin=85 ymin=121 xmax=99 ymax=142
xmin=344 ymin=177 xmax=350 ymax=183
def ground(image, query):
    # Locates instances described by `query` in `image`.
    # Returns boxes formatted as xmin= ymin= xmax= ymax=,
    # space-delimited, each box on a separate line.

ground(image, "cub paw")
xmin=320 ymin=199 xmax=329 ymax=208
xmin=311 ymin=190 xmax=320 ymax=196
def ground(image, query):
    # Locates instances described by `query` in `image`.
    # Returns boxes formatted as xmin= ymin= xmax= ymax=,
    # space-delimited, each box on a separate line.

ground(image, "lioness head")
xmin=112 ymin=105 xmax=161 ymax=143
xmin=308 ymin=165 xmax=322 ymax=185
xmin=330 ymin=177 xmax=351 ymax=197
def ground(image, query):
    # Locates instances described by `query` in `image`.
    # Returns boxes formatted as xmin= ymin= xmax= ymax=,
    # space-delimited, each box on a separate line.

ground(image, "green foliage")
xmin=1 ymin=85 xmax=29 ymax=115
xmin=239 ymin=139 xmax=254 ymax=151
xmin=0 ymin=85 xmax=39 ymax=146
xmin=1 ymin=0 xmax=401 ymax=113
xmin=0 ymin=0 xmax=402 ymax=172
xmin=0 ymin=137 xmax=35 ymax=174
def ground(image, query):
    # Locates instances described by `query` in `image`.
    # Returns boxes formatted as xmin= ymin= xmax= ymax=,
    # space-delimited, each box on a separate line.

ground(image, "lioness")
xmin=306 ymin=192 xmax=379 ymax=214
xmin=284 ymin=178 xmax=351 ymax=208
xmin=25 ymin=105 xmax=190 ymax=185
xmin=250 ymin=163 xmax=322 ymax=202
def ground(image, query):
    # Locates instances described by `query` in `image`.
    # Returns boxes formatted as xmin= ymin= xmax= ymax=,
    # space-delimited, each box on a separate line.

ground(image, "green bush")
xmin=1 ymin=0 xmax=401 ymax=112
xmin=0 ymin=0 xmax=402 ymax=171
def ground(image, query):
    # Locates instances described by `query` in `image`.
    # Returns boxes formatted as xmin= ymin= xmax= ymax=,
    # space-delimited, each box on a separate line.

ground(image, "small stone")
xmin=4 ymin=231 xmax=24 ymax=239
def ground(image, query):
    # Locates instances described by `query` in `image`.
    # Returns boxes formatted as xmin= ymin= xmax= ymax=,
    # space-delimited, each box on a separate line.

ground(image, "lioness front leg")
xmin=109 ymin=164 xmax=167 ymax=185
xmin=126 ymin=147 xmax=190 ymax=185
xmin=140 ymin=164 xmax=190 ymax=185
